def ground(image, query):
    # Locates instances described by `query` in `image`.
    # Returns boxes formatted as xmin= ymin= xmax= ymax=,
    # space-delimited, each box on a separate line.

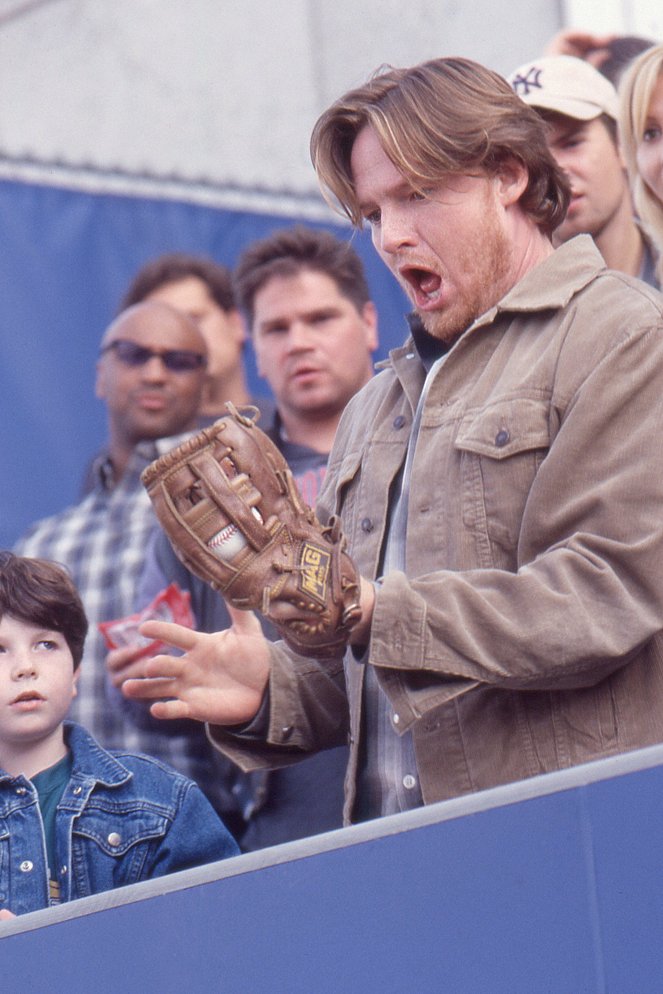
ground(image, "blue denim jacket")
xmin=0 ymin=722 xmax=239 ymax=915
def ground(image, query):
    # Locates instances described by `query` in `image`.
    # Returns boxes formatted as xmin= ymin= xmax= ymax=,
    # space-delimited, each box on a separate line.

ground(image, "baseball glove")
xmin=141 ymin=404 xmax=362 ymax=657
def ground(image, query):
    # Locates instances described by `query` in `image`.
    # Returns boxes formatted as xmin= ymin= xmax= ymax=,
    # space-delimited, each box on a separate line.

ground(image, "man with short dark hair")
xmin=508 ymin=55 xmax=658 ymax=285
xmin=124 ymin=57 xmax=663 ymax=824
xmin=235 ymin=225 xmax=377 ymax=456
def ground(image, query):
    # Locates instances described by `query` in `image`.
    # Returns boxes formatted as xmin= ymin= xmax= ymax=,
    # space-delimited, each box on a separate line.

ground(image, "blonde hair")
xmin=619 ymin=43 xmax=663 ymax=281
xmin=310 ymin=57 xmax=570 ymax=236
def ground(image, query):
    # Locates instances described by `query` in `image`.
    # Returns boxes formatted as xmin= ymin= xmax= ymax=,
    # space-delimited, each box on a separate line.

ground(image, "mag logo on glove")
xmin=299 ymin=543 xmax=331 ymax=604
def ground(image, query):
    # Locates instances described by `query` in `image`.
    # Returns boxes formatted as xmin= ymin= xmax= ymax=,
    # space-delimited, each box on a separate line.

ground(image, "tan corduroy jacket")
xmin=211 ymin=236 xmax=663 ymax=822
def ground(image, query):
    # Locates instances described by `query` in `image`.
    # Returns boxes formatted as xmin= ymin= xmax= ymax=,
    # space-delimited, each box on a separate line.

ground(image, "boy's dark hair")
xmin=120 ymin=253 xmax=236 ymax=314
xmin=233 ymin=225 xmax=371 ymax=327
xmin=0 ymin=552 xmax=88 ymax=669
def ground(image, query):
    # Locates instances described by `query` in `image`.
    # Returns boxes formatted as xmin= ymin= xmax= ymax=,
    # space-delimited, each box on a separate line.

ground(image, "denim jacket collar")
xmin=0 ymin=722 xmax=132 ymax=793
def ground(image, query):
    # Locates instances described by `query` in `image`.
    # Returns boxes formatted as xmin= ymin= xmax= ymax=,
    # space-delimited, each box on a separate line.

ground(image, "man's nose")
xmin=376 ymin=207 xmax=414 ymax=255
xmin=140 ymin=354 xmax=169 ymax=381
xmin=286 ymin=321 xmax=314 ymax=351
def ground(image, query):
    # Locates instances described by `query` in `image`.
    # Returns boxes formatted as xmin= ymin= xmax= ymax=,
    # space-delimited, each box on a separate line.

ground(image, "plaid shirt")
xmin=12 ymin=434 xmax=234 ymax=814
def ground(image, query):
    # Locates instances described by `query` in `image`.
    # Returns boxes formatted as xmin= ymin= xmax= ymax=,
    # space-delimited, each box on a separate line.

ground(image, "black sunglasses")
xmin=100 ymin=339 xmax=207 ymax=372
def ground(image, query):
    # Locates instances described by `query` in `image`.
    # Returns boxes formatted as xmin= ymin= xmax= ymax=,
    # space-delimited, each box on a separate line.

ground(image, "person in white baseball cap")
xmin=508 ymin=55 xmax=657 ymax=285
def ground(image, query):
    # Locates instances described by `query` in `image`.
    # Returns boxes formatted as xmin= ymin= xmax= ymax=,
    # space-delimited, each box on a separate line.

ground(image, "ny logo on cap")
xmin=511 ymin=66 xmax=543 ymax=96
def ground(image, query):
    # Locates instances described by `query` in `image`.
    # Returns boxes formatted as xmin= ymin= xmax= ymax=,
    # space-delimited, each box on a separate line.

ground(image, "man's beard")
xmin=416 ymin=207 xmax=514 ymax=344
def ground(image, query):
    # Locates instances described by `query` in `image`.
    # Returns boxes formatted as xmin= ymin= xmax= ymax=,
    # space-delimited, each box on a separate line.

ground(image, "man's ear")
xmin=250 ymin=325 xmax=267 ymax=378
xmin=361 ymin=301 xmax=379 ymax=352
xmin=95 ymin=359 xmax=107 ymax=401
xmin=495 ymin=157 xmax=529 ymax=208
xmin=228 ymin=309 xmax=247 ymax=346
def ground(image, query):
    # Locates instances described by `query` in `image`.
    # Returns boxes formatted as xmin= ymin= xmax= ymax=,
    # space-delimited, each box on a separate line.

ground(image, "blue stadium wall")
xmin=0 ymin=174 xmax=409 ymax=549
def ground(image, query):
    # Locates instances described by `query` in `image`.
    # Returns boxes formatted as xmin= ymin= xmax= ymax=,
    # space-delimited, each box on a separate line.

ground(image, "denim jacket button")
xmin=19 ymin=860 xmax=33 ymax=873
xmin=495 ymin=429 xmax=510 ymax=447
xmin=72 ymin=786 xmax=82 ymax=796
xmin=15 ymin=787 xmax=27 ymax=795
xmin=361 ymin=517 xmax=374 ymax=533
xmin=107 ymin=832 xmax=122 ymax=847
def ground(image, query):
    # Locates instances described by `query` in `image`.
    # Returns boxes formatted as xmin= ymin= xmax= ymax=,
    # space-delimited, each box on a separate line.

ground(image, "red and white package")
xmin=98 ymin=583 xmax=196 ymax=658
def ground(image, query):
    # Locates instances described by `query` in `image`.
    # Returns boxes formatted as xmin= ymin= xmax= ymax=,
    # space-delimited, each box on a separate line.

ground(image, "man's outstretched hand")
xmin=121 ymin=604 xmax=270 ymax=726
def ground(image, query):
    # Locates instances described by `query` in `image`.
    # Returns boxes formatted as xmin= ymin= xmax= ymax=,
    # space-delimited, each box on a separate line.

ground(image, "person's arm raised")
xmin=121 ymin=604 xmax=270 ymax=726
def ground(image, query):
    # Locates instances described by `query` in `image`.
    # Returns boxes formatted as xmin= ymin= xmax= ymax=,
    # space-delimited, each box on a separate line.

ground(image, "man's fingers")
xmin=139 ymin=619 xmax=198 ymax=650
xmin=150 ymin=699 xmax=193 ymax=721
xmin=225 ymin=602 xmax=263 ymax=635
xmin=122 ymin=675 xmax=179 ymax=701
xmin=141 ymin=653 xmax=187 ymax=680
xmin=109 ymin=657 xmax=151 ymax=688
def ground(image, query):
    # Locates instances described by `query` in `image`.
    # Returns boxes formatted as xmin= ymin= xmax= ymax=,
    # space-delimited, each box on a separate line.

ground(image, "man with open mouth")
xmin=124 ymin=57 xmax=663 ymax=825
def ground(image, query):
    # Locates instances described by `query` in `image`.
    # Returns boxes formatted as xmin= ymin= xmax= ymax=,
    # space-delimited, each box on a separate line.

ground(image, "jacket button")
xmin=495 ymin=429 xmax=510 ymax=447
xmin=72 ymin=786 xmax=82 ymax=796
xmin=19 ymin=861 xmax=33 ymax=873
xmin=393 ymin=415 xmax=406 ymax=429
xmin=15 ymin=787 xmax=27 ymax=795
xmin=361 ymin=518 xmax=374 ymax=533
xmin=107 ymin=833 xmax=122 ymax=847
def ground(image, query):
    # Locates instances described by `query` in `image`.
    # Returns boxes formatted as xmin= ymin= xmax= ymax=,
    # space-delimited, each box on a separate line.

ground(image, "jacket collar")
xmin=91 ymin=429 xmax=199 ymax=492
xmin=384 ymin=234 xmax=606 ymax=373
xmin=64 ymin=721 xmax=132 ymax=788
xmin=0 ymin=722 xmax=132 ymax=788
xmin=486 ymin=234 xmax=605 ymax=315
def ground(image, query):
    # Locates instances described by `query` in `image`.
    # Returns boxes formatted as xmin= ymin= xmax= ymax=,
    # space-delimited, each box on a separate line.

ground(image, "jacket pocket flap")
xmin=455 ymin=398 xmax=550 ymax=459
xmin=335 ymin=451 xmax=363 ymax=487
xmin=73 ymin=809 xmax=169 ymax=854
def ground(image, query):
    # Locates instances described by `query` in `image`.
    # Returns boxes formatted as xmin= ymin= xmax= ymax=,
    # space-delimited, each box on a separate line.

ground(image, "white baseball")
xmin=207 ymin=523 xmax=248 ymax=562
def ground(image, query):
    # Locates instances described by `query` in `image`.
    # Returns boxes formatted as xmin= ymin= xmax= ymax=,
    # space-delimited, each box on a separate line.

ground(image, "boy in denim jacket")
xmin=0 ymin=552 xmax=238 ymax=918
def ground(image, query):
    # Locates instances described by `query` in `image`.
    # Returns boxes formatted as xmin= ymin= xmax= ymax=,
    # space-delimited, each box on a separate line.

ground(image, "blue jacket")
xmin=0 ymin=722 xmax=239 ymax=915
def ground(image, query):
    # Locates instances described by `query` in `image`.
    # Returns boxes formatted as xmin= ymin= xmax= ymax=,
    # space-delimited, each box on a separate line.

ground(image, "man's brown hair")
xmin=121 ymin=253 xmax=236 ymax=314
xmin=0 ymin=552 xmax=88 ymax=669
xmin=311 ymin=56 xmax=570 ymax=236
xmin=233 ymin=225 xmax=371 ymax=327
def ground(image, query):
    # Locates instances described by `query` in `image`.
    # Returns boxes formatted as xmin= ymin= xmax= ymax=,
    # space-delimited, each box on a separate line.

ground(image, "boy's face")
xmin=0 ymin=614 xmax=78 ymax=770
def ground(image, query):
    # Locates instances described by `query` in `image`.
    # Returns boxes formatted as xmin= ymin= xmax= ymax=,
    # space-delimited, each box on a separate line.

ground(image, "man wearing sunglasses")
xmin=13 ymin=301 xmax=219 ymax=814
xmin=119 ymin=252 xmax=273 ymax=424
xmin=95 ymin=302 xmax=208 ymax=480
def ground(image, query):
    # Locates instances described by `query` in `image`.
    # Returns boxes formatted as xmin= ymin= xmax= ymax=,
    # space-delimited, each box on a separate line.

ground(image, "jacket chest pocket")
xmin=71 ymin=807 xmax=171 ymax=891
xmin=454 ymin=398 xmax=550 ymax=565
xmin=73 ymin=808 xmax=169 ymax=857
xmin=336 ymin=452 xmax=378 ymax=573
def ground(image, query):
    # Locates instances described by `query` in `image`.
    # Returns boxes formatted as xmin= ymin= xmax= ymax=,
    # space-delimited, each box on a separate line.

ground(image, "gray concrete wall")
xmin=0 ymin=0 xmax=564 ymax=198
